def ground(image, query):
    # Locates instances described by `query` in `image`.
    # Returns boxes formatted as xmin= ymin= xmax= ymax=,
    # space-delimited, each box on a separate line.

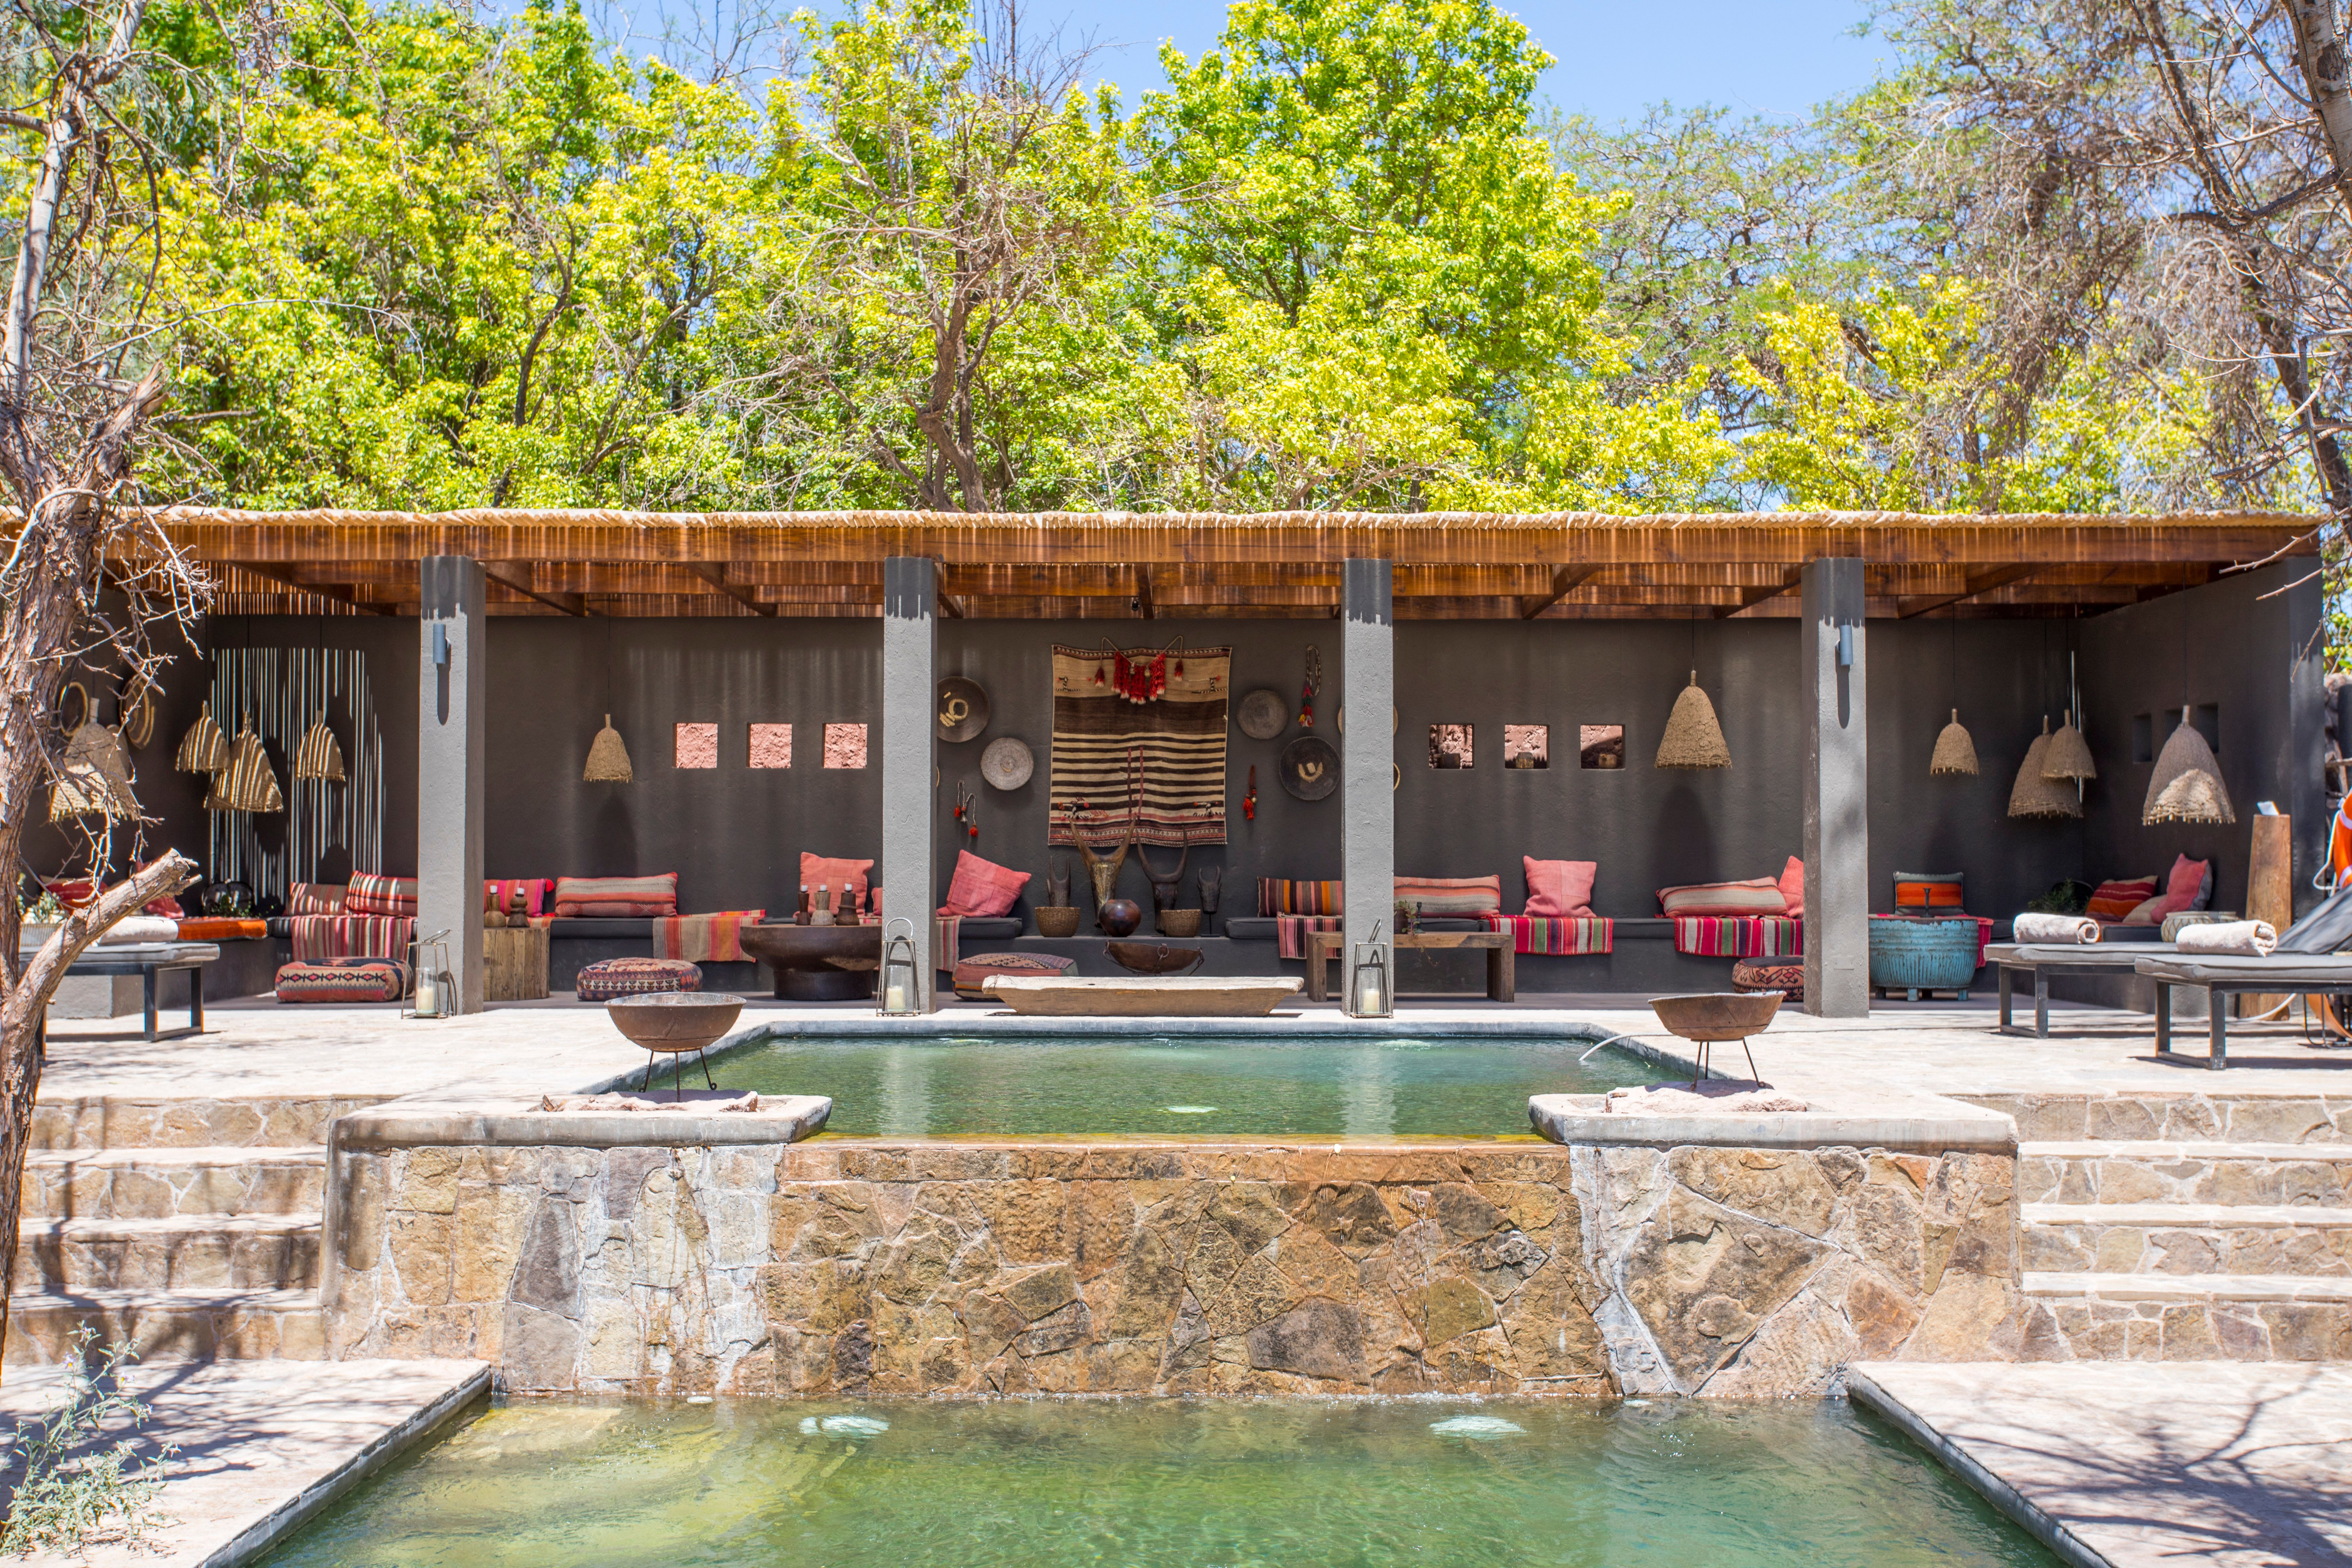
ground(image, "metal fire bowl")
xmin=606 ymin=992 xmax=744 ymax=1055
xmin=1648 ymin=991 xmax=1783 ymax=1042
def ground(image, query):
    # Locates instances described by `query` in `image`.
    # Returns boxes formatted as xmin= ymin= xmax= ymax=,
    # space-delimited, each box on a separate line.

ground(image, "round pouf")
xmin=1731 ymin=959 xmax=1806 ymax=1002
xmin=951 ymin=951 xmax=1077 ymax=1001
xmin=577 ymin=956 xmax=702 ymax=1003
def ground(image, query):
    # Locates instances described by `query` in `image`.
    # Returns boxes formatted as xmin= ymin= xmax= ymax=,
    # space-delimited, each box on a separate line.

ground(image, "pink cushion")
xmin=1777 ymin=855 xmax=1805 ymax=920
xmin=940 ymin=851 xmax=1031 ymax=917
xmin=2157 ymin=854 xmax=2211 ymax=919
xmin=1658 ymin=878 xmax=1789 ymax=918
xmin=1524 ymin=858 xmax=1597 ymax=918
xmin=801 ymin=853 xmax=875 ymax=912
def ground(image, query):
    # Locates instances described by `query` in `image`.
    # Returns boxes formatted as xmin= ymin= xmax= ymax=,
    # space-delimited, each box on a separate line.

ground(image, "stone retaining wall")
xmin=326 ymin=1136 xmax=2022 ymax=1397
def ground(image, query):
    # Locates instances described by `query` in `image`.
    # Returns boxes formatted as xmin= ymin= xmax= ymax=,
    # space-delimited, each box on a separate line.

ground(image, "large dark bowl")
xmin=1648 ymin=991 xmax=1782 ymax=1042
xmin=607 ymin=992 xmax=744 ymax=1054
xmin=1105 ymin=941 xmax=1205 ymax=976
xmin=738 ymin=923 xmax=883 ymax=1001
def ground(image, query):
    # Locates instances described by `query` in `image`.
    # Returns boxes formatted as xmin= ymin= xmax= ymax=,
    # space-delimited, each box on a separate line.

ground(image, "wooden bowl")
xmin=1648 ymin=991 xmax=1783 ymax=1042
xmin=1105 ymin=942 xmax=1205 ymax=976
xmin=1034 ymin=906 xmax=1081 ymax=938
xmin=606 ymin=992 xmax=744 ymax=1055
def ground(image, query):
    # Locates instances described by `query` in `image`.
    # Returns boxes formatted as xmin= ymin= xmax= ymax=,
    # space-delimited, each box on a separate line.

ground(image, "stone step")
xmin=2019 ymin=1273 xmax=2352 ymax=1361
xmin=30 ymin=1095 xmax=387 ymax=1152
xmin=2020 ymin=1203 xmax=2352 ymax=1278
xmin=21 ymin=1146 xmax=326 ymax=1221
xmin=2018 ymin=1140 xmax=2352 ymax=1208
xmin=1965 ymin=1091 xmax=2351 ymax=1147
xmin=4 ymin=1288 xmax=323 ymax=1365
xmin=2024 ymin=1270 xmax=2352 ymax=1304
xmin=15 ymin=1214 xmax=321 ymax=1294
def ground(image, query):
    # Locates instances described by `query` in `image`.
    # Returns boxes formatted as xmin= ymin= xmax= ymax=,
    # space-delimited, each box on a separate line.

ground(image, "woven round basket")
xmin=1156 ymin=909 xmax=1203 ymax=938
xmin=1034 ymin=906 xmax=1081 ymax=938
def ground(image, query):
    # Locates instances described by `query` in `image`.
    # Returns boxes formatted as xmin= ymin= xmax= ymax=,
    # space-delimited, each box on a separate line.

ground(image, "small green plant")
xmin=15 ymin=889 xmax=63 ymax=928
xmin=1 ymin=1329 xmax=175 ymax=1556
xmin=2023 ymin=879 xmax=2093 ymax=916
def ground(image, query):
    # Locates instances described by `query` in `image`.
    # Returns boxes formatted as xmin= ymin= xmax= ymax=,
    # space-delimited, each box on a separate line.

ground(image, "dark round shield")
xmin=1279 ymin=735 xmax=1339 ymax=801
xmin=935 ymin=677 xmax=989 ymax=742
xmin=1237 ymin=688 xmax=1288 ymax=740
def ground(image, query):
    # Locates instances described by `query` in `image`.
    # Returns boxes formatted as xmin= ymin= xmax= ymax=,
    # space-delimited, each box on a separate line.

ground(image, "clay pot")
xmin=1096 ymin=898 xmax=1142 ymax=938
xmin=1035 ymin=906 xmax=1081 ymax=938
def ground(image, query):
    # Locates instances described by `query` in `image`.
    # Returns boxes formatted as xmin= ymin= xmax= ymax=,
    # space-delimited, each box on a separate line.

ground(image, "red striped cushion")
xmin=2086 ymin=877 xmax=2158 ymax=922
xmin=345 ymin=873 xmax=417 ymax=917
xmin=1394 ymin=875 xmax=1502 ymax=917
xmin=554 ymin=874 xmax=678 ymax=918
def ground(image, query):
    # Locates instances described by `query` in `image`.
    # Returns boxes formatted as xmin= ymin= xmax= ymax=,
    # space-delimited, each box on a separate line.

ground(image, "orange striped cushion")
xmin=2086 ymin=877 xmax=2157 ymax=922
xmin=1893 ymin=872 xmax=1965 ymax=912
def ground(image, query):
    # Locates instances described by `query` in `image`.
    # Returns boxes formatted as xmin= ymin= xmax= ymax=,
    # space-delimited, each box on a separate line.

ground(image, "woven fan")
xmin=2007 ymin=717 xmax=2081 ymax=819
xmin=1654 ymin=671 xmax=1730 ymax=769
xmin=2142 ymin=707 xmax=2234 ymax=825
xmin=48 ymin=685 xmax=138 ymax=821
xmin=176 ymin=701 xmax=229 ymax=772
xmin=583 ymin=714 xmax=634 ymax=783
xmin=205 ymin=723 xmax=284 ymax=814
xmin=2042 ymin=716 xmax=2096 ymax=781
xmin=294 ymin=714 xmax=345 ymax=782
xmin=118 ymin=679 xmax=156 ymax=748
xmin=1929 ymin=710 xmax=1978 ymax=776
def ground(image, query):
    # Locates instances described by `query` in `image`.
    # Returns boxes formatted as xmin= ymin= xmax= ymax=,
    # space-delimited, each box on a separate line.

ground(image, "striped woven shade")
xmin=2041 ymin=717 xmax=2096 ymax=781
xmin=584 ymin=714 xmax=634 ymax=783
xmin=49 ymin=716 xmax=137 ymax=822
xmin=294 ymin=715 xmax=345 ymax=782
xmin=175 ymin=701 xmax=229 ymax=772
xmin=204 ymin=723 xmax=284 ymax=814
xmin=1654 ymin=671 xmax=1730 ymax=769
xmin=2142 ymin=707 xmax=2234 ymax=824
xmin=1929 ymin=710 xmax=1979 ymax=776
xmin=2008 ymin=718 xmax=2081 ymax=819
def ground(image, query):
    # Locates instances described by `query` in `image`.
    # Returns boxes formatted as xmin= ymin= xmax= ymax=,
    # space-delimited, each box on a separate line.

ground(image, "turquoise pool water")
xmin=721 ymin=1035 xmax=1649 ymax=1137
xmin=263 ymin=1396 xmax=2052 ymax=1566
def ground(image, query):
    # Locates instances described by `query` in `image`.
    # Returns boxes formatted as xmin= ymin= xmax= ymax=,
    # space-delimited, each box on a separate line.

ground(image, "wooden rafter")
xmin=484 ymin=559 xmax=588 ymax=616
xmin=1716 ymin=565 xmax=1807 ymax=618
xmin=684 ymin=561 xmax=776 ymax=617
xmin=223 ymin=560 xmax=397 ymax=616
xmin=1521 ymin=562 xmax=1603 ymax=619
xmin=1896 ymin=564 xmax=2038 ymax=619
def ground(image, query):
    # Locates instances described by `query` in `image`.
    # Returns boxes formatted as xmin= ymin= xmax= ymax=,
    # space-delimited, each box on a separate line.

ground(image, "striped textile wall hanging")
xmin=206 ymin=647 xmax=386 ymax=902
xmin=1048 ymin=644 xmax=1230 ymax=848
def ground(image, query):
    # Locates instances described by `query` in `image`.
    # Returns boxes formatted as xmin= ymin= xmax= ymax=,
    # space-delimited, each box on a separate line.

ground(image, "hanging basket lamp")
xmin=1930 ymin=709 xmax=1979 ymax=777
xmin=2008 ymin=717 xmax=2081 ymax=819
xmin=294 ymin=714 xmax=345 ymax=782
xmin=48 ymin=686 xmax=138 ymax=822
xmin=175 ymin=700 xmax=229 ymax=773
xmin=205 ymin=722 xmax=284 ymax=814
xmin=2042 ymin=716 xmax=2096 ymax=782
xmin=1654 ymin=671 xmax=1731 ymax=769
xmin=584 ymin=714 xmax=634 ymax=783
xmin=2143 ymin=707 xmax=2234 ymax=825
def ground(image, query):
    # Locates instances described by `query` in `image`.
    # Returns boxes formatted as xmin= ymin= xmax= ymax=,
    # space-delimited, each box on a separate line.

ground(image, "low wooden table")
xmin=1306 ymin=930 xmax=1513 ymax=1003
xmin=483 ymin=924 xmax=550 ymax=1002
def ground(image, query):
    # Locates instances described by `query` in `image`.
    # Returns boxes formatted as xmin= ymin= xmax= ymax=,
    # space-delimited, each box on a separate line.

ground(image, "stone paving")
xmin=1851 ymin=1362 xmax=2352 ymax=1568
xmin=0 ymin=1357 xmax=486 ymax=1567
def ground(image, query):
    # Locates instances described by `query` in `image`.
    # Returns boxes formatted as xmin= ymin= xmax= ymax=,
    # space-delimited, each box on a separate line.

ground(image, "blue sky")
xmin=1052 ymin=0 xmax=1891 ymax=121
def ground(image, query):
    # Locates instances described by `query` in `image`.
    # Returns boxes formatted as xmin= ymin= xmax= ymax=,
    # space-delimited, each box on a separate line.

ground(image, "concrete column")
xmin=1801 ymin=557 xmax=1868 ymax=1018
xmin=881 ymin=557 xmax=937 ymax=1010
xmin=418 ymin=556 xmax=485 ymax=1014
xmin=1341 ymin=559 xmax=1394 ymax=1012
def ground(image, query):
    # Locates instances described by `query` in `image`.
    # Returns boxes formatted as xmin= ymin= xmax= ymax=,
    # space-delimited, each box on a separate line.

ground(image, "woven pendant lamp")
xmin=2042 ymin=715 xmax=2096 ymax=782
xmin=175 ymin=701 xmax=229 ymax=772
xmin=1930 ymin=710 xmax=1979 ymax=776
xmin=2143 ymin=707 xmax=2234 ymax=825
xmin=1655 ymin=671 xmax=1731 ymax=769
xmin=2008 ymin=717 xmax=2081 ymax=819
xmin=204 ymin=724 xmax=284 ymax=814
xmin=49 ymin=718 xmax=137 ymax=822
xmin=294 ymin=714 xmax=345 ymax=782
xmin=583 ymin=714 xmax=634 ymax=783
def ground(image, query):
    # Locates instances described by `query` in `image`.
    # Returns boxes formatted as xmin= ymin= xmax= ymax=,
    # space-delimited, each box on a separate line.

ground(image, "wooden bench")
xmin=2137 ymin=954 xmax=2352 ymax=1069
xmin=1986 ymin=942 xmax=2173 ymax=1038
xmin=1306 ymin=930 xmax=1514 ymax=1003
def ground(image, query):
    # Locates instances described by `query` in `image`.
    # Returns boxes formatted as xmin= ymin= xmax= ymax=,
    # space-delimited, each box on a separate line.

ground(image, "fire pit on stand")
xmin=607 ymin=992 xmax=744 ymax=1098
xmin=1647 ymin=992 xmax=1782 ymax=1090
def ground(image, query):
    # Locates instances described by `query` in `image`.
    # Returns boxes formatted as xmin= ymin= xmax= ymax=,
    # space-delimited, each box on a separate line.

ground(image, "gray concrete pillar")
xmin=881 ymin=557 xmax=937 ymax=1009
xmin=418 ymin=556 xmax=485 ymax=1014
xmin=1341 ymin=559 xmax=1394 ymax=1012
xmin=1801 ymin=557 xmax=1868 ymax=1018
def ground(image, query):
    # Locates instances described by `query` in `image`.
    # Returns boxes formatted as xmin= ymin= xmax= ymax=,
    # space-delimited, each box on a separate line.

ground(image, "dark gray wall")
xmin=66 ymin=563 xmax=2317 ymax=931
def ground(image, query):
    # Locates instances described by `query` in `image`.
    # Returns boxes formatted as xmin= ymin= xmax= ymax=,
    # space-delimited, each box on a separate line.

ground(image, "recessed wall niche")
xmin=1580 ymin=723 xmax=1625 ymax=769
xmin=1504 ymin=724 xmax=1548 ymax=769
xmin=749 ymin=723 xmax=793 ymax=768
xmin=674 ymin=723 xmax=718 ymax=769
xmin=1428 ymin=723 xmax=1474 ymax=768
xmin=823 ymin=723 xmax=868 ymax=769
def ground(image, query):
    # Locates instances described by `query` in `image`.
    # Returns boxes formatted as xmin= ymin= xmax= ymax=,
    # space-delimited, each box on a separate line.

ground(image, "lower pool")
xmin=264 ymin=1396 xmax=2050 ymax=1566
xmin=721 ymin=1035 xmax=1650 ymax=1137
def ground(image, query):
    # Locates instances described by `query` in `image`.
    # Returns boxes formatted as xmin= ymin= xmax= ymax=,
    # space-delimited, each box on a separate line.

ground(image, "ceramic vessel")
xmin=1097 ymin=898 xmax=1142 ymax=938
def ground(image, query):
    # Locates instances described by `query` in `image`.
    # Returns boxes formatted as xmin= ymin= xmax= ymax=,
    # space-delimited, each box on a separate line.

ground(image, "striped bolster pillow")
xmin=1394 ymin=875 xmax=1502 ymax=917
xmin=554 ymin=873 xmax=679 ymax=917
xmin=2085 ymin=876 xmax=2158 ymax=922
xmin=1658 ymin=878 xmax=1788 ymax=917
xmin=345 ymin=873 xmax=417 ymax=917
xmin=1256 ymin=878 xmax=1343 ymax=917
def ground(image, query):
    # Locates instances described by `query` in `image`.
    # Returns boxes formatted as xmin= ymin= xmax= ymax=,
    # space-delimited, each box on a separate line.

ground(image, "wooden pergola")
xmin=144 ymin=507 xmax=2322 ymax=621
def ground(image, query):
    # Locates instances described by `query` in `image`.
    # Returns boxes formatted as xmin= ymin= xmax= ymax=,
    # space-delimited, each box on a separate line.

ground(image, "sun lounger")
xmin=1985 ymin=942 xmax=2176 ymax=1038
xmin=2134 ymin=954 xmax=2352 ymax=1069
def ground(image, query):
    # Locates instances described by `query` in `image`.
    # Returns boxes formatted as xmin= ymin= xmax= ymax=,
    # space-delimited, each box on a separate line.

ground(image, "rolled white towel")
xmin=2011 ymin=912 xmax=2100 ymax=945
xmin=96 ymin=916 xmax=181 ymax=945
xmin=2174 ymin=919 xmax=2278 ymax=958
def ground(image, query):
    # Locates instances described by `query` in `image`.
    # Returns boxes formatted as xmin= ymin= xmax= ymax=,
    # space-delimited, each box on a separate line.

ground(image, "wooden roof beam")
xmin=484 ymin=560 xmax=589 ymax=616
xmin=1897 ymin=564 xmax=2037 ymax=618
xmin=684 ymin=562 xmax=776 ymax=617
xmin=1136 ymin=566 xmax=1155 ymax=620
xmin=1716 ymin=565 xmax=1806 ymax=618
xmin=224 ymin=561 xmax=398 ymax=616
xmin=1521 ymin=563 xmax=1604 ymax=620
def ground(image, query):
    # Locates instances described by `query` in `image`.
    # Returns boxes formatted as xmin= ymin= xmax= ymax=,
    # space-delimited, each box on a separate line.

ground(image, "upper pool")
xmin=263 ymin=1396 xmax=2054 ymax=1567
xmin=719 ymin=1034 xmax=1651 ymax=1138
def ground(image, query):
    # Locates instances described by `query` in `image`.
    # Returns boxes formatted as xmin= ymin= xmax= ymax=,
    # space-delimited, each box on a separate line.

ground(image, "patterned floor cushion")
xmin=275 ymin=957 xmax=409 ymax=1004
xmin=1731 ymin=959 xmax=1806 ymax=1001
xmin=578 ymin=956 xmax=702 ymax=1002
xmin=952 ymin=950 xmax=1078 ymax=1001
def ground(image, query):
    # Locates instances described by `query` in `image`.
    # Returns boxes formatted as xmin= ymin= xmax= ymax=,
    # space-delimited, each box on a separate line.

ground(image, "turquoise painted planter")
xmin=1869 ymin=916 xmax=1979 ymax=1001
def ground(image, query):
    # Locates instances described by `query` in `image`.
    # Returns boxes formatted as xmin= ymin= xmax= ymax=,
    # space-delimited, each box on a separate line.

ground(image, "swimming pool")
xmin=262 ymin=1396 xmax=2053 ymax=1567
xmin=721 ymin=1034 xmax=1651 ymax=1137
